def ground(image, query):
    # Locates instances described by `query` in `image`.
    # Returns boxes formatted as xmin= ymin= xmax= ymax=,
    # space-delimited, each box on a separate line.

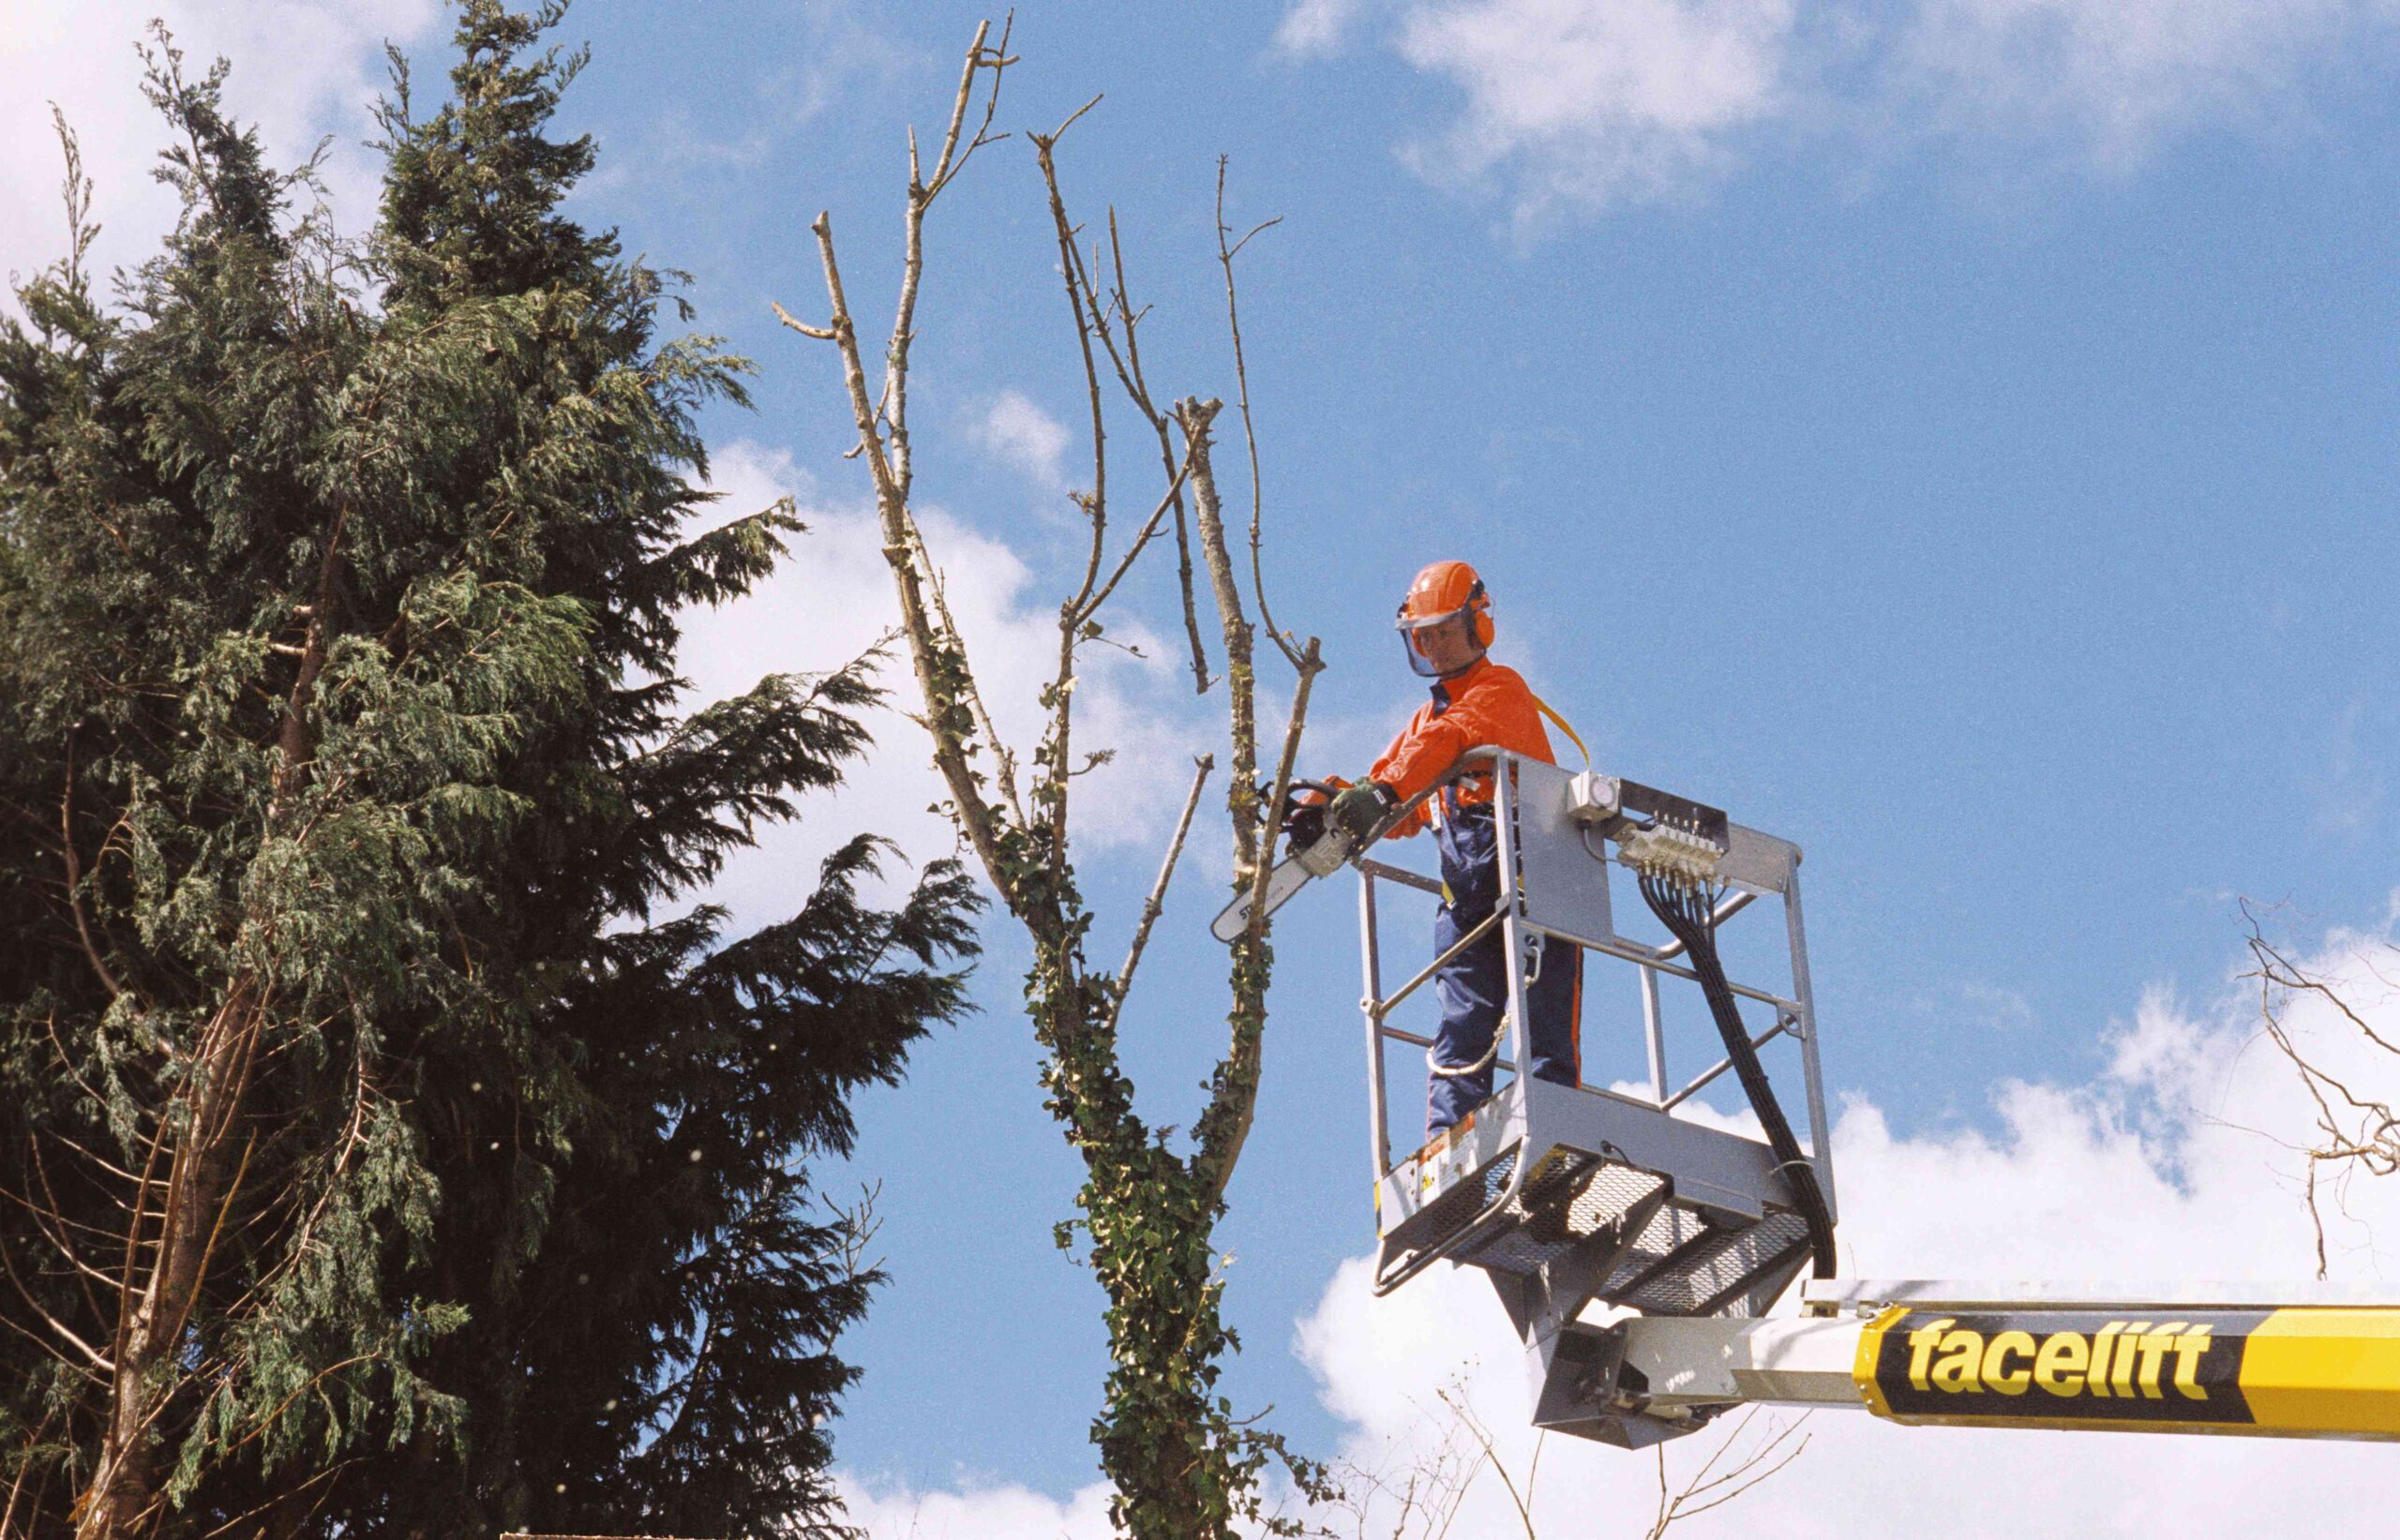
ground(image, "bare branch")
xmin=1019 ymin=104 xmax=1138 ymax=890
xmin=1438 ymin=1390 xmax=1538 ymax=1540
xmin=2241 ymin=903 xmax=2400 ymax=1276
xmin=2248 ymin=915 xmax=2400 ymax=1054
xmin=1048 ymin=92 xmax=1103 ymax=145
xmin=1244 ymin=638 xmax=1324 ymax=944
xmin=808 ymin=213 xmax=901 ymax=498
xmin=828 ymin=1180 xmax=888 ymax=1281
xmin=768 ymin=299 xmax=834 ymax=339
xmin=1031 ymin=122 xmax=1111 ymax=619
xmin=890 ymin=18 xmax=1015 ymax=501
xmin=925 ymin=14 xmax=1017 ymax=201
xmin=807 ymin=206 xmax=1031 ymax=935
xmin=1646 ymin=1408 xmax=1812 ymax=1538
xmin=1325 ymin=1381 xmax=1491 ymax=1540
xmin=0 ymin=1216 xmax=112 ymax=1373
xmin=1110 ymin=755 xmax=1215 ymax=1024
xmin=1085 ymin=204 xmax=1212 ymax=693
xmin=1214 ymin=157 xmax=1303 ymax=671
xmin=1177 ymin=398 xmax=1255 ymax=881
xmin=1183 ymin=396 xmax=1316 ymax=1205
xmin=1076 ymin=455 xmax=1193 ymax=625
xmin=59 ymin=736 xmax=125 ymax=1000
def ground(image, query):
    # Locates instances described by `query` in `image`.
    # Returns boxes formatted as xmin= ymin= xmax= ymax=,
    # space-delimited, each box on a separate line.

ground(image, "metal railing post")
xmin=1493 ymin=755 xmax=1533 ymax=1085
xmin=1641 ymin=964 xmax=1667 ymax=1106
xmin=1360 ymin=869 xmax=1390 ymax=1179
xmin=1783 ymin=854 xmax=1835 ymax=1223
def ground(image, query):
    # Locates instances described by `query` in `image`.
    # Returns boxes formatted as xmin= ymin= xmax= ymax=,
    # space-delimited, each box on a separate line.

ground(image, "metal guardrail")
xmin=1356 ymin=748 xmax=1832 ymax=1217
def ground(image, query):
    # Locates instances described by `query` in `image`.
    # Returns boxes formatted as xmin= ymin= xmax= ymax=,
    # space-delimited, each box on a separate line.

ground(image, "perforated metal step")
xmin=1377 ymin=1136 xmax=1809 ymax=1319
xmin=1600 ymin=1203 xmax=1811 ymax=1319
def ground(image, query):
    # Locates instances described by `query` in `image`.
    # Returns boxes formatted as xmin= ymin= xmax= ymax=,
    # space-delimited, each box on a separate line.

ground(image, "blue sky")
xmin=9 ymin=1 xmax=2400 ymax=1529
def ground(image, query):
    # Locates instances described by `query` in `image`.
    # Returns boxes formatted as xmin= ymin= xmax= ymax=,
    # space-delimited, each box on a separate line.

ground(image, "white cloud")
xmin=1 ymin=1 xmax=439 ymax=307
xmin=1287 ymin=0 xmax=2400 ymax=220
xmin=672 ymin=441 xmax=1208 ymax=925
xmin=594 ymin=6 xmax=910 ymax=181
xmin=1396 ymin=0 xmax=1799 ymax=222
xmin=836 ymin=1473 xmax=1117 ymax=1540
xmin=1894 ymin=0 xmax=2385 ymax=171
xmin=1276 ymin=0 xmax=1384 ymax=57
xmin=970 ymin=390 xmax=1075 ymax=493
xmin=1948 ymin=968 xmax=2025 ymax=1031
xmin=846 ymin=914 xmax=2400 ymax=1535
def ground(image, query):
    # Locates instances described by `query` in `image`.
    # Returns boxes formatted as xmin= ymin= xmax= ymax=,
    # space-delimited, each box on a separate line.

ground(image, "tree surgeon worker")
xmin=1322 ymin=561 xmax=1582 ymax=1134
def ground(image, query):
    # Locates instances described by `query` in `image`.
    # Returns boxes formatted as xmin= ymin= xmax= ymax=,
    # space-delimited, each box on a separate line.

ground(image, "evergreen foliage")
xmin=0 ymin=5 xmax=976 ymax=1534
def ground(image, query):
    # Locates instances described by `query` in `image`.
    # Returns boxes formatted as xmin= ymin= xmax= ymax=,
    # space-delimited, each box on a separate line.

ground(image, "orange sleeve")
xmin=1372 ymin=665 xmax=1552 ymax=810
xmin=1373 ymin=710 xmax=1473 ymax=808
xmin=1367 ymin=710 xmax=1434 ymax=839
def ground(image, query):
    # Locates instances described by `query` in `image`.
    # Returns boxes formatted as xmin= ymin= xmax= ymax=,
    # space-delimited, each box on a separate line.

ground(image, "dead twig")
xmin=1075 ymin=456 xmax=1194 ymax=626
xmin=1067 ymin=200 xmax=1212 ymax=693
xmin=59 ymin=734 xmax=125 ymax=1000
xmin=828 ymin=1180 xmax=887 ymax=1282
xmin=1646 ymin=1407 xmax=1812 ymax=1538
xmin=2241 ymin=901 xmax=2400 ymax=1277
xmin=1110 ymin=755 xmax=1215 ymax=1024
xmin=1437 ymin=1390 xmax=1538 ymax=1540
xmin=1213 ymin=157 xmax=1300 ymax=670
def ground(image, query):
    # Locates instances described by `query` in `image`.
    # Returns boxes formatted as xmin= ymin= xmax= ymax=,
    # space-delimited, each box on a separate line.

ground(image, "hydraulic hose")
xmin=1638 ymin=871 xmax=1838 ymax=1280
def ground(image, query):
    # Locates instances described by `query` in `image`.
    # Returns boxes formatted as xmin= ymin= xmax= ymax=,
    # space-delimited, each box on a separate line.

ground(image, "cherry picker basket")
xmin=1354 ymin=753 xmax=1834 ymax=1441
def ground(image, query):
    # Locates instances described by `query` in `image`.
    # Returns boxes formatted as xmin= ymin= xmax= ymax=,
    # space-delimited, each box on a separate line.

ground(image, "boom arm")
xmin=1590 ymin=1278 xmax=2400 ymax=1444
xmin=1346 ymin=759 xmax=2392 ymax=1454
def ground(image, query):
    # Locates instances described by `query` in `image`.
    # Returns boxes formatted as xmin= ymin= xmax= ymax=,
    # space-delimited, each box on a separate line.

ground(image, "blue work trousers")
xmin=1427 ymin=803 xmax=1582 ymax=1133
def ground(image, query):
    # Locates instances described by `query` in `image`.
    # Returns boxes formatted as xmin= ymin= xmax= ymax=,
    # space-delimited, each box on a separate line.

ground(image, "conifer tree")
xmin=0 ymin=6 xmax=975 ymax=1535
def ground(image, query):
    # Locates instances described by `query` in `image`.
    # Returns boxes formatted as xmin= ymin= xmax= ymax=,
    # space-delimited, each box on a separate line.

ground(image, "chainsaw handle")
xmin=1275 ymin=779 xmax=1345 ymax=847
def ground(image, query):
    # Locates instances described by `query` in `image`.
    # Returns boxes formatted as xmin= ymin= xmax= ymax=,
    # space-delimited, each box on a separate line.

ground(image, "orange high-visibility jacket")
xmin=1368 ymin=658 xmax=1554 ymax=839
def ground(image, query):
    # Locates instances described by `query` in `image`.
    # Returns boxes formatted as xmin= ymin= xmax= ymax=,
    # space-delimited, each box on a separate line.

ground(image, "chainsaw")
xmin=1208 ymin=779 xmax=1369 ymax=943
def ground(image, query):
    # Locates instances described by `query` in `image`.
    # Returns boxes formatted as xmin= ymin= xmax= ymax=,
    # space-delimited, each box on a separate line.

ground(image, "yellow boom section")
xmin=1852 ymin=1306 xmax=2400 ymax=1441
xmin=1613 ymin=1282 xmax=2400 ymax=1445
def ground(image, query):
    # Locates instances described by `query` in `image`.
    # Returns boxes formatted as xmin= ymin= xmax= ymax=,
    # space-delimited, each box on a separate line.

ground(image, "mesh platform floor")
xmin=1382 ymin=1142 xmax=1810 ymax=1319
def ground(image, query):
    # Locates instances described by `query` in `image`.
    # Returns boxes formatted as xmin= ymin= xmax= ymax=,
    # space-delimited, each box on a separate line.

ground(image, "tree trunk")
xmin=80 ymin=570 xmax=322 ymax=1535
xmin=77 ymin=983 xmax=265 ymax=1539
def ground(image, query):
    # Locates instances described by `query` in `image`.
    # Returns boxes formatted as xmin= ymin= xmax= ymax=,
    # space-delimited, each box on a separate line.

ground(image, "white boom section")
xmin=1603 ymin=1279 xmax=2400 ymax=1443
xmin=1621 ymin=1314 xmax=1865 ymax=1414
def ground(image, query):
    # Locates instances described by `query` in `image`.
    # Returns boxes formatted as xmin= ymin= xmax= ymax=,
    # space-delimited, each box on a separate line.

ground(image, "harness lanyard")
xmin=1436 ymin=690 xmax=1590 ymax=825
xmin=1432 ymin=691 xmax=1589 ymax=907
xmin=1530 ymin=692 xmax=1592 ymax=768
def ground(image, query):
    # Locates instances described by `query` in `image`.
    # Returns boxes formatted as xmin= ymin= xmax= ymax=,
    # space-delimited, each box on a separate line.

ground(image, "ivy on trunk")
xmin=784 ymin=23 xmax=1330 ymax=1538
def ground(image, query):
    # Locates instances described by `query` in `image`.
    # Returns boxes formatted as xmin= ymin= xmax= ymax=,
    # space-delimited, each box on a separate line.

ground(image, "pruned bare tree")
xmin=778 ymin=21 xmax=1329 ymax=1538
xmin=1322 ymin=1378 xmax=1808 ymax=1540
xmin=2242 ymin=903 xmax=2400 ymax=1276
xmin=1636 ymin=1408 xmax=1809 ymax=1539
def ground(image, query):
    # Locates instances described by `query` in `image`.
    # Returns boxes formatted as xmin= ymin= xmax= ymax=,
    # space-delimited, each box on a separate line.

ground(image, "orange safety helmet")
xmin=1394 ymin=560 xmax=1493 ymax=677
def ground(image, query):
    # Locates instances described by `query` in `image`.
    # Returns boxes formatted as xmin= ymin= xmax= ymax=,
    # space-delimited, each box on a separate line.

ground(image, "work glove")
xmin=1328 ymin=780 xmax=1396 ymax=840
